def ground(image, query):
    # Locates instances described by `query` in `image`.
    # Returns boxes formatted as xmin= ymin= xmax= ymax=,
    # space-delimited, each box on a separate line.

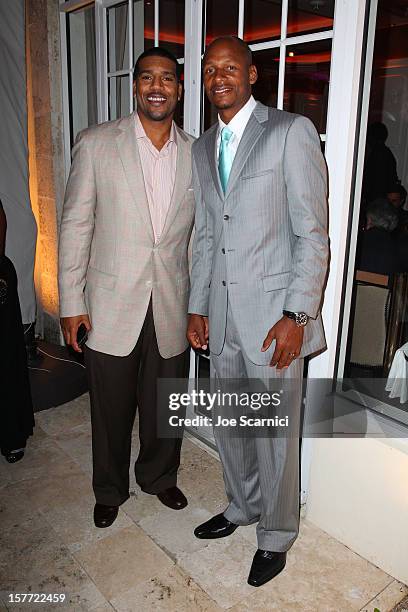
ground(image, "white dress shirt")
xmin=216 ymin=95 xmax=257 ymax=163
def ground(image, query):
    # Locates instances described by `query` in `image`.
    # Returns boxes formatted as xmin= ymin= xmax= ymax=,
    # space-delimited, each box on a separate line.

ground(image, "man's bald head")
xmin=204 ymin=36 xmax=253 ymax=67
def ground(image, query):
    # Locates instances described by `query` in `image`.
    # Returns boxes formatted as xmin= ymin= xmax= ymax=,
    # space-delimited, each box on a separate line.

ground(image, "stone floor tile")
xmin=0 ymin=518 xmax=106 ymax=611
xmin=360 ymin=580 xmax=408 ymax=611
xmin=110 ymin=565 xmax=220 ymax=611
xmin=177 ymin=438 xmax=228 ymax=515
xmin=3 ymin=439 xmax=83 ymax=484
xmin=177 ymin=534 xmax=257 ymax=608
xmin=74 ymin=524 xmax=174 ymax=601
xmin=35 ymin=396 xmax=91 ymax=437
xmin=121 ymin=487 xmax=168 ymax=524
xmin=41 ymin=497 xmax=133 ymax=553
xmin=228 ymin=520 xmax=396 ymax=612
xmin=139 ymin=506 xmax=213 ymax=559
xmin=0 ymin=459 xmax=12 ymax=490
xmin=53 ymin=424 xmax=93 ymax=474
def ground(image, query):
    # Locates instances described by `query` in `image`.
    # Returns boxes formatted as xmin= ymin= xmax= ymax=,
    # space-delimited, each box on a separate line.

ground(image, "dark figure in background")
xmin=388 ymin=183 xmax=408 ymax=271
xmin=363 ymin=122 xmax=399 ymax=203
xmin=0 ymin=201 xmax=34 ymax=462
xmin=357 ymin=198 xmax=401 ymax=276
xmin=387 ymin=183 xmax=407 ymax=212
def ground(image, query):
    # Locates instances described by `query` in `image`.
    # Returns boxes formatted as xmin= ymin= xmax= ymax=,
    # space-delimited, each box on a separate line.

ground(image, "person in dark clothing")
xmin=363 ymin=122 xmax=399 ymax=203
xmin=387 ymin=184 xmax=408 ymax=272
xmin=0 ymin=200 xmax=34 ymax=462
xmin=357 ymin=198 xmax=401 ymax=276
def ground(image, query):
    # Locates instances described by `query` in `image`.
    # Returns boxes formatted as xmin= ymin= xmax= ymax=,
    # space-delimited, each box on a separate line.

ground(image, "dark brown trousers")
xmin=84 ymin=301 xmax=189 ymax=506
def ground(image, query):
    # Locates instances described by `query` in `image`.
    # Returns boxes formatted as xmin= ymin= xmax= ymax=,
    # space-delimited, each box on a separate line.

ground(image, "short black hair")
xmin=388 ymin=183 xmax=407 ymax=200
xmin=133 ymin=47 xmax=181 ymax=81
xmin=203 ymin=36 xmax=253 ymax=66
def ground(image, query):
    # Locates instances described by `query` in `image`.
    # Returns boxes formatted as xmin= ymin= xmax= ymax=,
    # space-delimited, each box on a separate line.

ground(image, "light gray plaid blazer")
xmin=59 ymin=113 xmax=195 ymax=358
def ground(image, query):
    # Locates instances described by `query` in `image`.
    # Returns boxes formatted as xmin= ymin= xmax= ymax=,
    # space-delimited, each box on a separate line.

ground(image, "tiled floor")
xmin=0 ymin=394 xmax=407 ymax=611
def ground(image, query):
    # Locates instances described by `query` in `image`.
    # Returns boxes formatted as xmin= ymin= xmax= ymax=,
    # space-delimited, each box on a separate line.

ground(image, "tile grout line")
xmin=358 ymin=578 xmax=402 ymax=611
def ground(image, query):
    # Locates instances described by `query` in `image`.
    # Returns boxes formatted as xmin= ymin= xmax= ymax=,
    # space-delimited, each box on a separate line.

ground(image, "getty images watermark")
xmin=167 ymin=388 xmax=290 ymax=429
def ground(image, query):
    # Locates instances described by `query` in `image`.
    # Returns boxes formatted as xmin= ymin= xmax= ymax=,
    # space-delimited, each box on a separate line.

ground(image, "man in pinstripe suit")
xmin=187 ymin=37 xmax=329 ymax=587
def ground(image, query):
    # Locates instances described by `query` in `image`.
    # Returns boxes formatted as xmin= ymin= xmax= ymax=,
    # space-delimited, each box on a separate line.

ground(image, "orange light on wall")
xmin=26 ymin=0 xmax=59 ymax=320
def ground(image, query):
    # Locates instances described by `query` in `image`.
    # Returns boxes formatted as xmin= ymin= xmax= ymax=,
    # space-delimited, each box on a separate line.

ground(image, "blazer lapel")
xmin=205 ymin=124 xmax=224 ymax=202
xmin=159 ymin=126 xmax=191 ymax=241
xmin=116 ymin=113 xmax=154 ymax=242
xmin=225 ymin=102 xmax=269 ymax=199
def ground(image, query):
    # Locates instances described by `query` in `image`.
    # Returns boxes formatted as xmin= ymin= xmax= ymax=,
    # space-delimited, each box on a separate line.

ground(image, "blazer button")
xmin=222 ymin=281 xmax=226 ymax=286
xmin=223 ymin=214 xmax=229 ymax=220
xmin=222 ymin=248 xmax=225 ymax=254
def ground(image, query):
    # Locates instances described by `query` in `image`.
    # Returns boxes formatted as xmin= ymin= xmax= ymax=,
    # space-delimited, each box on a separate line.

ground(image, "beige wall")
xmin=306 ymin=438 xmax=408 ymax=584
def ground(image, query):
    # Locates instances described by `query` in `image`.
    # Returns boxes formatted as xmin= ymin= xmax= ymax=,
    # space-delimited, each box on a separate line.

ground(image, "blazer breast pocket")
xmin=241 ymin=168 xmax=274 ymax=180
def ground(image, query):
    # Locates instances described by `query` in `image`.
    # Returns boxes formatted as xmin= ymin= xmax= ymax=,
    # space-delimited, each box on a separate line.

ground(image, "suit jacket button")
xmin=222 ymin=281 xmax=226 ymax=286
xmin=222 ymin=248 xmax=225 ymax=254
xmin=223 ymin=214 xmax=229 ymax=220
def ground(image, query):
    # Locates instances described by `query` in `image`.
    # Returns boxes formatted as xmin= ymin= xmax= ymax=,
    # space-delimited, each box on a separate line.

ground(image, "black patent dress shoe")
xmin=157 ymin=486 xmax=188 ymax=510
xmin=93 ymin=503 xmax=119 ymax=528
xmin=247 ymin=549 xmax=287 ymax=587
xmin=194 ymin=513 xmax=238 ymax=539
xmin=4 ymin=450 xmax=25 ymax=463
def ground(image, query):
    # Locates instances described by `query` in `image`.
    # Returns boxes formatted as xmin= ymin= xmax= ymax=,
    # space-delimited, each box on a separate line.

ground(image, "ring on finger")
xmin=288 ymin=352 xmax=296 ymax=358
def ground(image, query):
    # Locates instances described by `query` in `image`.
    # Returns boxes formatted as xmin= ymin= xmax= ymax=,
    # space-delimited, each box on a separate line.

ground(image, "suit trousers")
xmin=210 ymin=297 xmax=303 ymax=552
xmin=84 ymin=300 xmax=189 ymax=506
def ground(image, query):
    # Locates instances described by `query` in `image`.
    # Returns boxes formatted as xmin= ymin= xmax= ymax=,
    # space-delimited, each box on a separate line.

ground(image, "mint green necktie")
xmin=218 ymin=126 xmax=234 ymax=193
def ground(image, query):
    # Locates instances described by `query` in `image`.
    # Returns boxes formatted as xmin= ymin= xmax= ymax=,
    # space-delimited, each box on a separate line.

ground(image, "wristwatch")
xmin=283 ymin=310 xmax=309 ymax=327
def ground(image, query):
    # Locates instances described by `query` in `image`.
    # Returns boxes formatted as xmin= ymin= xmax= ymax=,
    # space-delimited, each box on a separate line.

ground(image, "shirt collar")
xmin=134 ymin=112 xmax=177 ymax=147
xmin=218 ymin=95 xmax=257 ymax=141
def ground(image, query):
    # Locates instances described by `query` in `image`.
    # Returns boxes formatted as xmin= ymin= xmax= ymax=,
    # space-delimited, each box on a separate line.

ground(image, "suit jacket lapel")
xmin=225 ymin=103 xmax=269 ymax=199
xmin=116 ymin=113 xmax=154 ymax=242
xmin=159 ymin=126 xmax=191 ymax=241
xmin=205 ymin=124 xmax=224 ymax=202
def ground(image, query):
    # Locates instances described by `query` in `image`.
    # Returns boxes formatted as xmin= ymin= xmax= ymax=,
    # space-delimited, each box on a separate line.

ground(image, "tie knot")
xmin=221 ymin=126 xmax=233 ymax=143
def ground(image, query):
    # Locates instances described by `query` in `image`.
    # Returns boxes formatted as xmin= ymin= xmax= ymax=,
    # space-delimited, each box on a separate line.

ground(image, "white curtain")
xmin=0 ymin=0 xmax=37 ymax=323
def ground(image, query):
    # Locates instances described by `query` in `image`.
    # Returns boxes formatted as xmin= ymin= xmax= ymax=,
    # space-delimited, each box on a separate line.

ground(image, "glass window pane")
xmin=66 ymin=5 xmax=97 ymax=142
xmin=284 ymin=39 xmax=332 ymax=134
xmin=287 ymin=0 xmax=334 ymax=38
xmin=205 ymin=0 xmax=239 ymax=47
xmin=108 ymin=2 xmax=130 ymax=72
xmin=133 ymin=0 xmax=155 ymax=62
xmin=252 ymin=47 xmax=280 ymax=108
xmin=159 ymin=0 xmax=185 ymax=59
xmin=244 ymin=0 xmax=281 ymax=44
xmin=343 ymin=0 xmax=408 ymax=400
xmin=108 ymin=75 xmax=131 ymax=120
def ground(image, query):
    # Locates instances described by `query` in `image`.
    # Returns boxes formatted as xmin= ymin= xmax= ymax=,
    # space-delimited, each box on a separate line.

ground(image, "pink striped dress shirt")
xmin=135 ymin=113 xmax=177 ymax=243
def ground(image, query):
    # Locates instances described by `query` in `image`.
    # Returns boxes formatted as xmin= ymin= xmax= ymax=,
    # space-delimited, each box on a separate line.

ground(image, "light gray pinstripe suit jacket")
xmin=189 ymin=102 xmax=329 ymax=365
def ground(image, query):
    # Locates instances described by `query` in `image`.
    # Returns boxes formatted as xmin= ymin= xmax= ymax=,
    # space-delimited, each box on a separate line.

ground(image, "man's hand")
xmin=187 ymin=314 xmax=209 ymax=350
xmin=261 ymin=316 xmax=304 ymax=369
xmin=60 ymin=314 xmax=91 ymax=353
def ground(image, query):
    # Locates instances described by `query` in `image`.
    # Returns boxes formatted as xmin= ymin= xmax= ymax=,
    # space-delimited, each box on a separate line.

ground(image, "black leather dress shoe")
xmin=157 ymin=486 xmax=188 ymax=510
xmin=194 ymin=513 xmax=238 ymax=539
xmin=247 ymin=550 xmax=287 ymax=587
xmin=4 ymin=450 xmax=25 ymax=463
xmin=93 ymin=503 xmax=119 ymax=528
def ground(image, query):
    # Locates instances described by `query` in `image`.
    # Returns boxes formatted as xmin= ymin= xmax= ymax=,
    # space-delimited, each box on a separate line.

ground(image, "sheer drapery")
xmin=0 ymin=0 xmax=37 ymax=323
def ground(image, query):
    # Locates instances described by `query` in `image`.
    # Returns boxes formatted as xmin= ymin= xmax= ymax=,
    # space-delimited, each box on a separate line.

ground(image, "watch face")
xmin=296 ymin=312 xmax=309 ymax=327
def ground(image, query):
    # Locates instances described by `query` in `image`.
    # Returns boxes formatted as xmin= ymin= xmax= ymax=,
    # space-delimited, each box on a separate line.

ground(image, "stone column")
xmin=26 ymin=0 xmax=65 ymax=344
